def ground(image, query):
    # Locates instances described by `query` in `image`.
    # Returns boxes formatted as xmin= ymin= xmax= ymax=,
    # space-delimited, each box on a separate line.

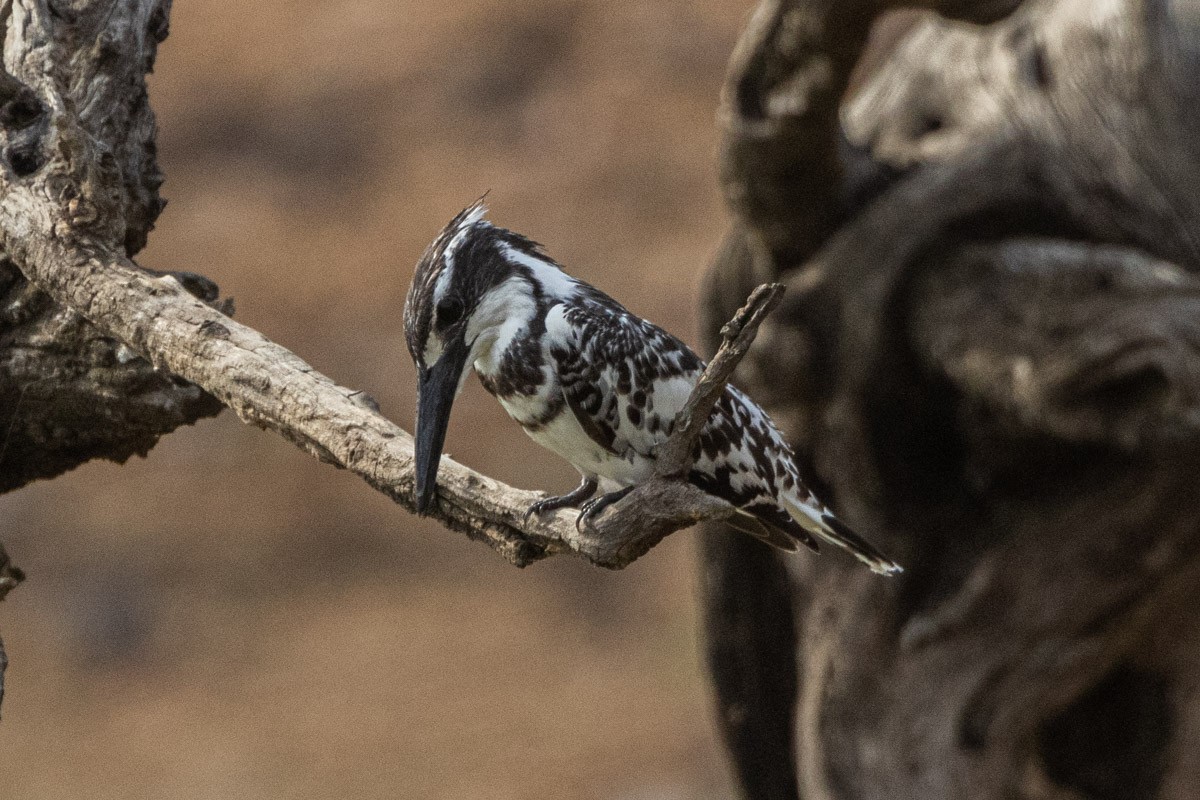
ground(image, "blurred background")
xmin=0 ymin=1 xmax=750 ymax=797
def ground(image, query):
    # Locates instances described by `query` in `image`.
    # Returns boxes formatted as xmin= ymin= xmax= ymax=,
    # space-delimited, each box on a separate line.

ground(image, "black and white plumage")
xmin=403 ymin=201 xmax=901 ymax=575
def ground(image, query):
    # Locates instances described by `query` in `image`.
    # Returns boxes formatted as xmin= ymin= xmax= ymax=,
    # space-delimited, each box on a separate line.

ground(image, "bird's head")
xmin=403 ymin=198 xmax=573 ymax=513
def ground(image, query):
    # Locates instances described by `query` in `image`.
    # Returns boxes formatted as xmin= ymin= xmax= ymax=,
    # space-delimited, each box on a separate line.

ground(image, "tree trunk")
xmin=701 ymin=1 xmax=1200 ymax=798
xmin=0 ymin=0 xmax=223 ymax=496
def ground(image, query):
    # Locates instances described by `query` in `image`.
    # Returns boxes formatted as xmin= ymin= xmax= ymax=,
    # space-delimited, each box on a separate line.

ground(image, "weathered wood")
xmin=656 ymin=282 xmax=784 ymax=478
xmin=574 ymin=282 xmax=785 ymax=565
xmin=0 ymin=190 xmax=782 ymax=568
xmin=703 ymin=0 xmax=1200 ymax=798
xmin=0 ymin=0 xmax=221 ymax=493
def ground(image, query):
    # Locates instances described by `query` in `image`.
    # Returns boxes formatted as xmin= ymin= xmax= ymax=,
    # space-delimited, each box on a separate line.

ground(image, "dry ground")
xmin=0 ymin=1 xmax=754 ymax=797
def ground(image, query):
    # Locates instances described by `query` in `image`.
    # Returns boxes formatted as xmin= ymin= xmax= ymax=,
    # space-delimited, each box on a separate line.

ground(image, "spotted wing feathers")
xmin=546 ymin=287 xmax=901 ymax=573
xmin=551 ymin=287 xmax=703 ymax=460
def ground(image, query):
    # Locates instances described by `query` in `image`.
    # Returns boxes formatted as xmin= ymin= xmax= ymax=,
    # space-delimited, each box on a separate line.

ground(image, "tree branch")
xmin=0 ymin=139 xmax=780 ymax=568
xmin=0 ymin=2 xmax=786 ymax=579
xmin=656 ymin=282 xmax=784 ymax=477
xmin=567 ymin=282 xmax=785 ymax=565
xmin=0 ymin=0 xmax=222 ymax=494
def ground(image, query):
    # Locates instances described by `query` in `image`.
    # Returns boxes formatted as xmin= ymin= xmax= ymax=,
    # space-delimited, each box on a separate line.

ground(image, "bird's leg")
xmin=524 ymin=475 xmax=599 ymax=522
xmin=576 ymin=485 xmax=636 ymax=531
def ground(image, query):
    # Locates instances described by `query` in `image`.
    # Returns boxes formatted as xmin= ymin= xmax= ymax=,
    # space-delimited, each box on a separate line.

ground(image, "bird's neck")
xmin=495 ymin=241 xmax=580 ymax=302
xmin=467 ymin=276 xmax=546 ymax=382
xmin=469 ymin=249 xmax=579 ymax=381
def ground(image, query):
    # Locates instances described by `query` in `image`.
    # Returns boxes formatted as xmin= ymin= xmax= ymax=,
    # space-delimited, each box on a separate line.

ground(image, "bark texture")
xmin=702 ymin=1 xmax=1200 ymax=798
xmin=0 ymin=188 xmax=772 ymax=569
xmin=0 ymin=1 xmax=223 ymax=494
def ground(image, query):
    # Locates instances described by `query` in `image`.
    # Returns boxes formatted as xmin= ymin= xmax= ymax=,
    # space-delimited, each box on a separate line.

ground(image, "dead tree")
xmin=701 ymin=1 xmax=1200 ymax=798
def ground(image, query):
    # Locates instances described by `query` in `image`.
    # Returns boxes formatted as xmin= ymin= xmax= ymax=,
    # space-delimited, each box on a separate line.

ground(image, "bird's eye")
xmin=436 ymin=297 xmax=464 ymax=326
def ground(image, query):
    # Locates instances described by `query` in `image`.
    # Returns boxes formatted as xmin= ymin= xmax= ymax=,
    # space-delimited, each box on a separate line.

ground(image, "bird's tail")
xmin=782 ymin=495 xmax=903 ymax=576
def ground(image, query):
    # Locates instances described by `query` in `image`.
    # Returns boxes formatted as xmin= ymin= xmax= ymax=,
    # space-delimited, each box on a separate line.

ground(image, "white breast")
xmin=514 ymin=403 xmax=656 ymax=487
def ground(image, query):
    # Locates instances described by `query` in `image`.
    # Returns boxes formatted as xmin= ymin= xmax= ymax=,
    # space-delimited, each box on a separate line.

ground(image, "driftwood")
xmin=702 ymin=0 xmax=1200 ymax=798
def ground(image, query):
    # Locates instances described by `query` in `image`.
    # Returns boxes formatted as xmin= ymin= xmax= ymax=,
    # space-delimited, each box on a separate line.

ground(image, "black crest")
xmin=404 ymin=199 xmax=562 ymax=368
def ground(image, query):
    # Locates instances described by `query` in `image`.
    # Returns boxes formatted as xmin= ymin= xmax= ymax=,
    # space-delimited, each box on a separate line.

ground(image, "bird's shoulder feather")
xmin=546 ymin=288 xmax=703 ymax=460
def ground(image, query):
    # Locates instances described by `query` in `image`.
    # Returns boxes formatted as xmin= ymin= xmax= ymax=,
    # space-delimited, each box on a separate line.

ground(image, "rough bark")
xmin=0 ymin=192 xmax=778 ymax=570
xmin=0 ymin=0 xmax=223 ymax=494
xmin=703 ymin=0 xmax=1200 ymax=798
xmin=0 ymin=0 xmax=797 ymax=732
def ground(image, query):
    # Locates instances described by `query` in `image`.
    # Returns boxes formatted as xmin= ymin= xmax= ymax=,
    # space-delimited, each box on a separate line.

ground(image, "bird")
xmin=403 ymin=200 xmax=902 ymax=575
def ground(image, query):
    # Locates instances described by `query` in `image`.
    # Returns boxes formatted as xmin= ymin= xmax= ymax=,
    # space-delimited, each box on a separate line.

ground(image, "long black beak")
xmin=414 ymin=335 xmax=470 ymax=514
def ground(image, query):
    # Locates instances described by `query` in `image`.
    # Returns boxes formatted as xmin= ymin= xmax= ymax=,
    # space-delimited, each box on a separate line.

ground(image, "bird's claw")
xmin=523 ymin=477 xmax=601 ymax=526
xmin=575 ymin=501 xmax=599 ymax=533
xmin=574 ymin=486 xmax=635 ymax=532
xmin=523 ymin=497 xmax=555 ymax=524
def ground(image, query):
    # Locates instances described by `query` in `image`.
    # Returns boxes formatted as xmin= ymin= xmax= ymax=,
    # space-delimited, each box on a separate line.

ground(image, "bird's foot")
xmin=575 ymin=486 xmax=636 ymax=532
xmin=523 ymin=476 xmax=599 ymax=523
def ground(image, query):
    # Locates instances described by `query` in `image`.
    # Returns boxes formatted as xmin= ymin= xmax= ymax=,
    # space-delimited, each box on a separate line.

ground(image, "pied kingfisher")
xmin=403 ymin=201 xmax=901 ymax=575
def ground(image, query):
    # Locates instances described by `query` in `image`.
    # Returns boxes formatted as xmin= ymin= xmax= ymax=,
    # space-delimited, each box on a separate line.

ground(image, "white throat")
xmin=467 ymin=276 xmax=539 ymax=377
xmin=466 ymin=248 xmax=579 ymax=377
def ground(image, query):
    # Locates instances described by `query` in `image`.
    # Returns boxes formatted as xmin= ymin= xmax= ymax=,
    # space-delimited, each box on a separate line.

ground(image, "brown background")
xmin=0 ymin=1 xmax=752 ymax=797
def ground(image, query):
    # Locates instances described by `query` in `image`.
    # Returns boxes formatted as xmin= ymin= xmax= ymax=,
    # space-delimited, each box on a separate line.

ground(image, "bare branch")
xmin=0 ymin=2 xmax=784 ymax=578
xmin=0 ymin=2 xmax=785 ymax=569
xmin=555 ymin=282 xmax=784 ymax=565
xmin=655 ymin=282 xmax=784 ymax=478
xmin=0 ymin=0 xmax=221 ymax=494
xmin=0 ymin=109 xmax=780 ymax=569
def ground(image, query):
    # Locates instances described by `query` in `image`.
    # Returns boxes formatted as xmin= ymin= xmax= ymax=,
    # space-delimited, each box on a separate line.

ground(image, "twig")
xmin=655 ymin=282 xmax=784 ymax=478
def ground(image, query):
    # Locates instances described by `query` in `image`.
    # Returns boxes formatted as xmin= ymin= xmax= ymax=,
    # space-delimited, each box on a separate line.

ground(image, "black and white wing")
xmin=546 ymin=288 xmax=814 ymax=552
xmin=548 ymin=288 xmax=702 ymax=461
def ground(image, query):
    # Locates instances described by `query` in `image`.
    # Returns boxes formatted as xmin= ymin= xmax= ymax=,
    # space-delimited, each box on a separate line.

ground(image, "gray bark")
xmin=702 ymin=1 xmax=1200 ymax=798
xmin=0 ymin=1 xmax=222 ymax=493
xmin=4 ymin=1 xmax=1197 ymax=797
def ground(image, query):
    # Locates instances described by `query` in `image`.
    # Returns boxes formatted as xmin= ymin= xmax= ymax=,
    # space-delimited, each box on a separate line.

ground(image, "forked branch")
xmin=0 ymin=0 xmax=781 ymax=571
xmin=574 ymin=282 xmax=785 ymax=565
xmin=2 ymin=154 xmax=781 ymax=567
